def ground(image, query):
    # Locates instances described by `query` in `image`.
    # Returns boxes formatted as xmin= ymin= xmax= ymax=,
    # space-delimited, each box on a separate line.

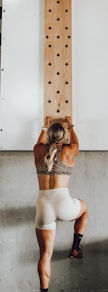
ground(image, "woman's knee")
xmin=79 ymin=199 xmax=88 ymax=214
xmin=40 ymin=248 xmax=53 ymax=261
xmin=75 ymin=199 xmax=88 ymax=225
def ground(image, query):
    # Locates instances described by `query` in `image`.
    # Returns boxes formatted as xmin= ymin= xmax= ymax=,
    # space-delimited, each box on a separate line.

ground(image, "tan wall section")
xmin=44 ymin=0 xmax=72 ymax=119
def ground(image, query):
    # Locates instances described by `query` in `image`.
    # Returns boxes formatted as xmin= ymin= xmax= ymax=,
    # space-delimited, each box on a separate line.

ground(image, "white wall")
xmin=0 ymin=0 xmax=44 ymax=150
xmin=0 ymin=0 xmax=2 ymax=118
xmin=72 ymin=0 xmax=108 ymax=150
xmin=0 ymin=0 xmax=108 ymax=150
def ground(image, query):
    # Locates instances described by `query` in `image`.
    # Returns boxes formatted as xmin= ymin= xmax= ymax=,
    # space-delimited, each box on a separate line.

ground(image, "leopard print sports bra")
xmin=36 ymin=146 xmax=72 ymax=175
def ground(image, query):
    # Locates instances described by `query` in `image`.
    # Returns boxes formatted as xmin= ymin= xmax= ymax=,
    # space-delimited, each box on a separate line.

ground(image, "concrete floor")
xmin=0 ymin=151 xmax=108 ymax=292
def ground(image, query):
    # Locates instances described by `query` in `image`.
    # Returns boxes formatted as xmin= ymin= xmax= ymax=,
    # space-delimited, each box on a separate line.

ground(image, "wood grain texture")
xmin=44 ymin=0 xmax=72 ymax=119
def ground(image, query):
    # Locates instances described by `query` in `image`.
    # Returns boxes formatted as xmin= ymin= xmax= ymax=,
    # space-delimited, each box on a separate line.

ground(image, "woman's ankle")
xmin=40 ymin=288 xmax=48 ymax=292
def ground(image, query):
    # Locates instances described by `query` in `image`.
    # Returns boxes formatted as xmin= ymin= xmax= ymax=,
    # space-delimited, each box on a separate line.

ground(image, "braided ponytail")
xmin=44 ymin=123 xmax=65 ymax=172
xmin=44 ymin=143 xmax=57 ymax=172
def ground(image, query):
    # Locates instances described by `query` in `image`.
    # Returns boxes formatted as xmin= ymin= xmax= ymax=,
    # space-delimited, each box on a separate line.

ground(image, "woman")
xmin=34 ymin=117 xmax=88 ymax=292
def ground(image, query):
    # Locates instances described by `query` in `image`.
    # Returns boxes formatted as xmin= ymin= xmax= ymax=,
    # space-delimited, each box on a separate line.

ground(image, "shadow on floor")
xmin=18 ymin=238 xmax=108 ymax=291
xmin=1 ymin=205 xmax=108 ymax=291
xmin=50 ymin=240 xmax=108 ymax=292
xmin=0 ymin=205 xmax=36 ymax=226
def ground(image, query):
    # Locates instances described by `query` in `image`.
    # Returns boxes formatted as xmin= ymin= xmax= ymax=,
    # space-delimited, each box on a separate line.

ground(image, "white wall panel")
xmin=0 ymin=0 xmax=108 ymax=150
xmin=72 ymin=0 xmax=108 ymax=149
xmin=0 ymin=0 xmax=44 ymax=150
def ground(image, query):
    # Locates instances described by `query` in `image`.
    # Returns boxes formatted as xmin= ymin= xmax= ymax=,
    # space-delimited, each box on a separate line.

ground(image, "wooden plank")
xmin=0 ymin=7 xmax=2 ymax=19
xmin=44 ymin=0 xmax=72 ymax=120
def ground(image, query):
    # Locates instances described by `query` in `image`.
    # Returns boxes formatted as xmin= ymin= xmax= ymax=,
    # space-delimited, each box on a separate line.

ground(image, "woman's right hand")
xmin=44 ymin=116 xmax=52 ymax=127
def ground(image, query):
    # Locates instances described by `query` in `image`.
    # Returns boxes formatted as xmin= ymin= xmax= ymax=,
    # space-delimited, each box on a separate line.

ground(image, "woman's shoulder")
xmin=33 ymin=143 xmax=49 ymax=153
xmin=62 ymin=143 xmax=79 ymax=155
xmin=34 ymin=143 xmax=48 ymax=164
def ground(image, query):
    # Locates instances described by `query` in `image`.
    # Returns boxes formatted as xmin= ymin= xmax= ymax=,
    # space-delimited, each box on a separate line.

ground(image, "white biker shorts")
xmin=35 ymin=188 xmax=81 ymax=230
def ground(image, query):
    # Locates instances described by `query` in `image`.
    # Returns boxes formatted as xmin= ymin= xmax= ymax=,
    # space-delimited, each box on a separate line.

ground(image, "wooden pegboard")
xmin=44 ymin=0 xmax=72 ymax=119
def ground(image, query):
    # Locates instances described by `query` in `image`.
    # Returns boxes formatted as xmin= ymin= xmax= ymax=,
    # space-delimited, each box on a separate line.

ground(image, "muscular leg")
xmin=74 ymin=199 xmax=88 ymax=234
xmin=36 ymin=228 xmax=56 ymax=290
xmin=69 ymin=199 xmax=88 ymax=259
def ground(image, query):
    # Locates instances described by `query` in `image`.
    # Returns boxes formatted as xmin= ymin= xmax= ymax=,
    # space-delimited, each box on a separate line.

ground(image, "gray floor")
xmin=0 ymin=151 xmax=108 ymax=292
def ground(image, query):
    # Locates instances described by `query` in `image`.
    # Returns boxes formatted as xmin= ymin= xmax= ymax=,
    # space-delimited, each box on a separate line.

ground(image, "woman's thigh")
xmin=74 ymin=198 xmax=88 ymax=220
xmin=55 ymin=195 xmax=81 ymax=221
xmin=36 ymin=228 xmax=56 ymax=257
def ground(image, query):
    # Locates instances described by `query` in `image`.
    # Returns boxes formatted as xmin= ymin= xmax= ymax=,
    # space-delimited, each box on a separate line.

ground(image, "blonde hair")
xmin=44 ymin=123 xmax=65 ymax=172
